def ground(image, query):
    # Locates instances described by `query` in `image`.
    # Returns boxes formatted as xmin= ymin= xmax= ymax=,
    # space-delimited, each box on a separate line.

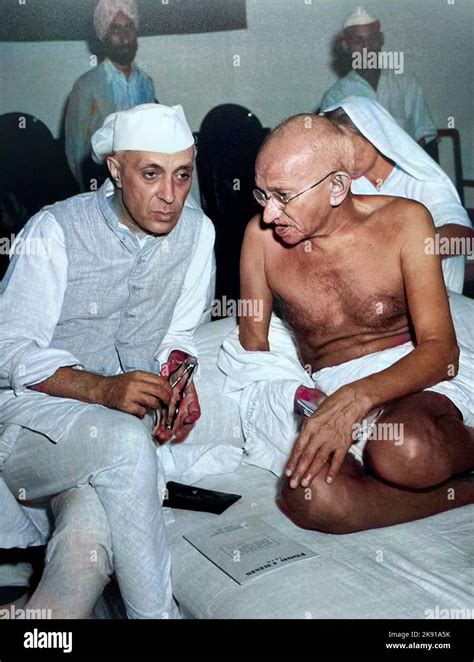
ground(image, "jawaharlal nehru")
xmin=0 ymin=103 xmax=215 ymax=618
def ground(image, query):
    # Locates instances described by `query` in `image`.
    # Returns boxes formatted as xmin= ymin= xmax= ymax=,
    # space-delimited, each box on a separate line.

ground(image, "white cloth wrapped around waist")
xmin=218 ymin=292 xmax=474 ymax=476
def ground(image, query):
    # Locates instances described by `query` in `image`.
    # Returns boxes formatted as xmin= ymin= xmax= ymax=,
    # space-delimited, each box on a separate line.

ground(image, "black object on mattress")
xmin=163 ymin=481 xmax=241 ymax=515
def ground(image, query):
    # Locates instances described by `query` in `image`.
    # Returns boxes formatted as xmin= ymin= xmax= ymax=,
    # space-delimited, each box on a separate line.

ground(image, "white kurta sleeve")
xmin=0 ymin=212 xmax=83 ymax=394
xmin=155 ymin=214 xmax=216 ymax=370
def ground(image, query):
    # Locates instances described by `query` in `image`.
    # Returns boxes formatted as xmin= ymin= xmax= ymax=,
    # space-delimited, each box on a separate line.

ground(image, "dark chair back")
xmin=196 ymin=104 xmax=268 ymax=302
xmin=0 ymin=112 xmax=78 ymax=278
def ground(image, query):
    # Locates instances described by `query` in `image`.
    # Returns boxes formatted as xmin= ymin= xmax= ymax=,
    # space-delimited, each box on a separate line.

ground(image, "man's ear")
xmin=107 ymin=155 xmax=122 ymax=189
xmin=329 ymin=172 xmax=352 ymax=207
xmin=340 ymin=36 xmax=349 ymax=54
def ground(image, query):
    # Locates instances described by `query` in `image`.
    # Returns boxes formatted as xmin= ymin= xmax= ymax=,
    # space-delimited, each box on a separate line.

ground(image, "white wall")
xmin=1 ymin=0 xmax=473 ymax=187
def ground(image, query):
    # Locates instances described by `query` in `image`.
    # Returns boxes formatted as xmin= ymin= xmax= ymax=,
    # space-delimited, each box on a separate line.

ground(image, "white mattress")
xmin=167 ymin=464 xmax=474 ymax=619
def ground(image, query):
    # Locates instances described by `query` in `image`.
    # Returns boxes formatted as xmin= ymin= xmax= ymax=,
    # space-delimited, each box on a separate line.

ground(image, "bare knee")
xmin=365 ymin=417 xmax=453 ymax=488
xmin=279 ymin=474 xmax=359 ymax=534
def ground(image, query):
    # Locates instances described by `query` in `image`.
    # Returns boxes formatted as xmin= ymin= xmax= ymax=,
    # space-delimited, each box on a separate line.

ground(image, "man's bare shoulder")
xmin=383 ymin=197 xmax=435 ymax=238
xmin=244 ymin=213 xmax=275 ymax=248
xmin=353 ymin=194 xmax=435 ymax=233
xmin=245 ymin=213 xmax=265 ymax=235
xmin=245 ymin=214 xmax=263 ymax=234
xmin=354 ymin=193 xmax=427 ymax=214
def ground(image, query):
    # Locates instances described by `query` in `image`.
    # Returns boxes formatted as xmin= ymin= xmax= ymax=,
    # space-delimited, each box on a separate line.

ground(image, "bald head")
xmin=254 ymin=114 xmax=355 ymax=245
xmin=257 ymin=114 xmax=355 ymax=180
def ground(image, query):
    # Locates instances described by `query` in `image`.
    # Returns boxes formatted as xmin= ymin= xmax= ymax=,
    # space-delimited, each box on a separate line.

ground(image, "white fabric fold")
xmin=324 ymin=96 xmax=460 ymax=192
xmin=218 ymin=315 xmax=313 ymax=475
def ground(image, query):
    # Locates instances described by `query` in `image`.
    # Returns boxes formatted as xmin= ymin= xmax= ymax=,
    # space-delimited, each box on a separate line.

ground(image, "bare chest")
xmin=268 ymin=248 xmax=407 ymax=341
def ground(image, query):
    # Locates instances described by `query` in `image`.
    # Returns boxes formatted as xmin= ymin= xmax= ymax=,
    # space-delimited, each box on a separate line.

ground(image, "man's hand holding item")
xmin=155 ymin=351 xmax=201 ymax=444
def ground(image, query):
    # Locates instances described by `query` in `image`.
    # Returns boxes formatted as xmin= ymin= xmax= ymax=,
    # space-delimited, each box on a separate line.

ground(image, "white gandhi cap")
xmin=91 ymin=103 xmax=195 ymax=163
xmin=343 ymin=5 xmax=379 ymax=29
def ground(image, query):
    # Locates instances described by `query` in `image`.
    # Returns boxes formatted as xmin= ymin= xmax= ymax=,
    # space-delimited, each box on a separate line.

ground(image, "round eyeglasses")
xmin=253 ymin=170 xmax=337 ymax=209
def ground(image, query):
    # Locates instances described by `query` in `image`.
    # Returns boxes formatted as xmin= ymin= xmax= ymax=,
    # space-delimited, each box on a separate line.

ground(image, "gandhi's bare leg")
xmin=279 ymin=393 xmax=474 ymax=533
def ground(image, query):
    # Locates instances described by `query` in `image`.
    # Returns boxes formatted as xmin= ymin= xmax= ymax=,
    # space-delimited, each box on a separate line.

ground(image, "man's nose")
xmin=262 ymin=198 xmax=282 ymax=225
xmin=157 ymin=179 xmax=175 ymax=204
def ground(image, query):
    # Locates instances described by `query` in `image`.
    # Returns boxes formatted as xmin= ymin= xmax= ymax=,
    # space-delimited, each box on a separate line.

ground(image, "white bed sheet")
xmin=167 ymin=465 xmax=474 ymax=619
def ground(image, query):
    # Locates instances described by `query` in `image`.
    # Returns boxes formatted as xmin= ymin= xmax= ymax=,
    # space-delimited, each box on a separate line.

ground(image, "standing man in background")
xmin=320 ymin=5 xmax=437 ymax=148
xmin=65 ymin=0 xmax=156 ymax=190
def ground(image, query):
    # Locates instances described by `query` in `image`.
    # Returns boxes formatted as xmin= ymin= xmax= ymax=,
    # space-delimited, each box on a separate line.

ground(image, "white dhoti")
xmin=218 ymin=291 xmax=474 ymax=476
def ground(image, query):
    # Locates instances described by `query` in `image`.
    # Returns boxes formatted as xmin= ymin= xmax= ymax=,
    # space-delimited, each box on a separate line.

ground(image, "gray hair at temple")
xmin=94 ymin=0 xmax=139 ymax=41
xmin=262 ymin=113 xmax=356 ymax=175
